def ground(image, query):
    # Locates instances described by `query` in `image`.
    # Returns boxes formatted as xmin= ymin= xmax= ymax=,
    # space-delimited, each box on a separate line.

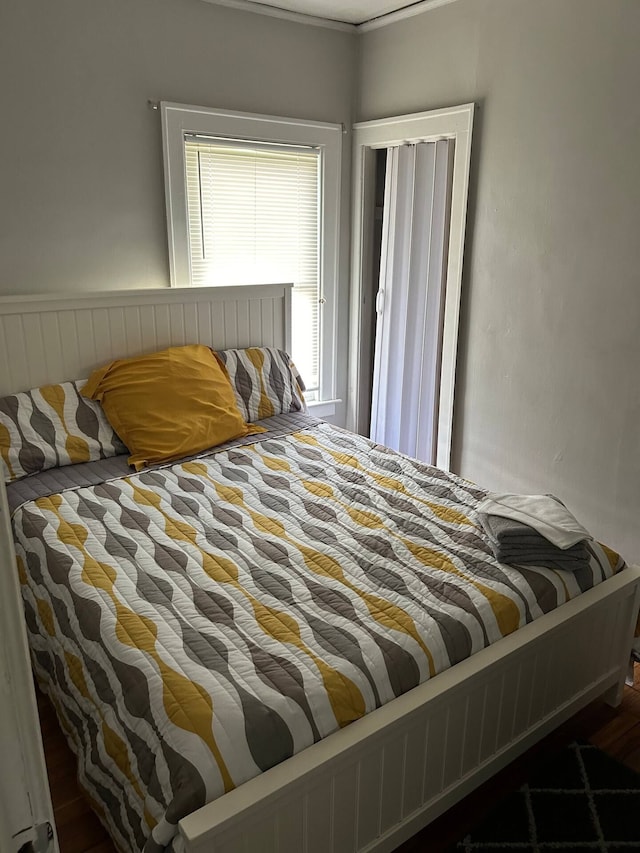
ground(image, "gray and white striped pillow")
xmin=0 ymin=380 xmax=128 ymax=483
xmin=215 ymin=347 xmax=306 ymax=423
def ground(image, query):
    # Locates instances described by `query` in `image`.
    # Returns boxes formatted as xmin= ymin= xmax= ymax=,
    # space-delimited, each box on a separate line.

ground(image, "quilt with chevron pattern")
xmin=12 ymin=419 xmax=624 ymax=852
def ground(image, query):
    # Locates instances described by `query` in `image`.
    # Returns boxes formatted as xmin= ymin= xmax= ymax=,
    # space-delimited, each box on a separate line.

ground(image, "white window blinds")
xmin=184 ymin=136 xmax=321 ymax=394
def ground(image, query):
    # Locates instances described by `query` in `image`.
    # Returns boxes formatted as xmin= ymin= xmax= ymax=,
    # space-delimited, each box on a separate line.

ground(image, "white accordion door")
xmin=370 ymin=139 xmax=453 ymax=465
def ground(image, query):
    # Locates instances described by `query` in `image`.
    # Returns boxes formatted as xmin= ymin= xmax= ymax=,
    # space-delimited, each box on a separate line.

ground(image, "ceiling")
xmin=248 ymin=0 xmax=419 ymax=24
xmin=208 ymin=0 xmax=450 ymax=27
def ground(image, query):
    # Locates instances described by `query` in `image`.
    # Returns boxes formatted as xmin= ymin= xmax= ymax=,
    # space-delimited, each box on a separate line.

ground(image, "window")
xmin=161 ymin=103 xmax=342 ymax=405
xmin=184 ymin=137 xmax=320 ymax=390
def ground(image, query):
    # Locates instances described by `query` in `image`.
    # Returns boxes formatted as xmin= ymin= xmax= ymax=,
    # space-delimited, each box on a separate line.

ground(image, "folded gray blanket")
xmin=479 ymin=512 xmax=591 ymax=572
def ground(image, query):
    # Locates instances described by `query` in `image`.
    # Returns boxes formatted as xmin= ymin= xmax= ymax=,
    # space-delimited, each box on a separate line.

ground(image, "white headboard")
xmin=0 ymin=284 xmax=292 ymax=396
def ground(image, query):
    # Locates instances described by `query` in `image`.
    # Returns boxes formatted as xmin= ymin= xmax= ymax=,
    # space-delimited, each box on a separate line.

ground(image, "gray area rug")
xmin=452 ymin=741 xmax=640 ymax=852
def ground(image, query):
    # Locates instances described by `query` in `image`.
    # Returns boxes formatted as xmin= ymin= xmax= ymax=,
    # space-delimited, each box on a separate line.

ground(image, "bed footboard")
xmin=180 ymin=566 xmax=640 ymax=853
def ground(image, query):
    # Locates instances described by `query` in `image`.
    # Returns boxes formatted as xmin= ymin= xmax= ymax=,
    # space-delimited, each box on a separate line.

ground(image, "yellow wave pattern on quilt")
xmin=39 ymin=384 xmax=92 ymax=464
xmin=14 ymin=421 xmax=623 ymax=853
xmin=0 ymin=380 xmax=126 ymax=483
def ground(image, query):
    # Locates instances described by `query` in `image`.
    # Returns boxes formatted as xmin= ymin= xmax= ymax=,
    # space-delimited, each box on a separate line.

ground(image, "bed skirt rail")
xmin=179 ymin=565 xmax=640 ymax=853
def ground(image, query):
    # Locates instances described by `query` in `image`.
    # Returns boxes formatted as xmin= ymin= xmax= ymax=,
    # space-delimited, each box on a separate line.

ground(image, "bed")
xmin=1 ymin=285 xmax=639 ymax=853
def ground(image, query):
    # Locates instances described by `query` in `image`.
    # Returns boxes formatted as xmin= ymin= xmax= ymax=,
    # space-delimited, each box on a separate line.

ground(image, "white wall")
xmin=359 ymin=0 xmax=640 ymax=560
xmin=0 ymin=0 xmax=356 ymax=423
xmin=0 ymin=0 xmax=355 ymax=295
xmin=2 ymin=0 xmax=638 ymax=558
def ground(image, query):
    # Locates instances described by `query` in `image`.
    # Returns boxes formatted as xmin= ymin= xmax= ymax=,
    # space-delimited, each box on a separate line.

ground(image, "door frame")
xmin=347 ymin=103 xmax=474 ymax=471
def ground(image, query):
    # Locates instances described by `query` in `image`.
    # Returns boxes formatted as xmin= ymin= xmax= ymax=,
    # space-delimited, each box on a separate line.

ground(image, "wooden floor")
xmin=41 ymin=666 xmax=640 ymax=853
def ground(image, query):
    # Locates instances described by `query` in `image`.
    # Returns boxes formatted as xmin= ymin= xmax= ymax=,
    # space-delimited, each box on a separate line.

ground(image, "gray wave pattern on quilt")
xmin=12 ymin=420 xmax=623 ymax=851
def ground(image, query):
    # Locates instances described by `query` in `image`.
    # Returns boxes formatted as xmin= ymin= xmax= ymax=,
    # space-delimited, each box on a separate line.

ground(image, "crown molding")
xmin=200 ymin=0 xmax=357 ymax=32
xmin=200 ymin=0 xmax=462 ymax=32
xmin=358 ymin=0 xmax=461 ymax=32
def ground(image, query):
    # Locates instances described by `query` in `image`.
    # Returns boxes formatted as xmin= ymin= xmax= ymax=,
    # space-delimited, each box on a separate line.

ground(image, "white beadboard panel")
xmin=460 ymin=684 xmax=484 ymax=778
xmin=402 ymin=720 xmax=428 ymax=819
xmin=332 ymin=764 xmax=358 ymax=850
xmin=75 ymin=310 xmax=100 ymax=370
xmin=261 ymin=298 xmax=276 ymax=349
xmin=477 ymin=676 xmax=500 ymax=766
xmin=236 ymin=301 xmax=250 ymax=349
xmin=2 ymin=315 xmax=30 ymax=394
xmin=168 ymin=303 xmax=187 ymax=348
xmin=0 ymin=284 xmax=292 ymax=395
xmin=379 ymin=736 xmax=404 ymax=834
xmin=356 ymin=750 xmax=383 ymax=849
xmin=441 ymin=699 xmax=466 ymax=790
xmin=249 ymin=300 xmax=263 ymax=348
xmin=212 ymin=304 xmax=227 ymax=352
xmin=223 ymin=301 xmax=238 ymax=350
xmin=494 ymin=664 xmax=518 ymax=753
xmin=107 ymin=307 xmax=127 ymax=362
xmin=512 ymin=657 xmax=535 ymax=742
xmin=180 ymin=568 xmax=640 ymax=853
xmin=528 ymin=646 xmax=552 ymax=728
xmin=240 ymin=818 xmax=277 ymax=853
xmin=276 ymin=802 xmax=305 ymax=853
xmin=593 ymin=609 xmax=613 ymax=678
xmin=196 ymin=302 xmax=214 ymax=349
xmin=305 ymin=782 xmax=332 ymax=853
xmin=422 ymin=707 xmax=446 ymax=802
xmin=92 ymin=309 xmax=111 ymax=366
xmin=544 ymin=648 xmax=564 ymax=717
xmin=22 ymin=315 xmax=47 ymax=389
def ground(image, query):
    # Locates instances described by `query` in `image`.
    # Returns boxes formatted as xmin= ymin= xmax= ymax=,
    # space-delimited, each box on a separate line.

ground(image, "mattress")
xmin=11 ymin=415 xmax=624 ymax=852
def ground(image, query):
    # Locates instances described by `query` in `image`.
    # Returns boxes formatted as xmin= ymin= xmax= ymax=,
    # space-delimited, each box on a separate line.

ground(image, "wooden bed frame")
xmin=0 ymin=285 xmax=638 ymax=853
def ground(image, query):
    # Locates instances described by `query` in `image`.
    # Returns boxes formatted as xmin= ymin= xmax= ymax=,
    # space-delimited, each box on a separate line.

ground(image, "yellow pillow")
xmin=82 ymin=344 xmax=264 ymax=470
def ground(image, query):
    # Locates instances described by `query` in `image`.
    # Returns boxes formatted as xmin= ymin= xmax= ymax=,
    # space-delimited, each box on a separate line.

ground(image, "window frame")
xmin=161 ymin=102 xmax=342 ymax=406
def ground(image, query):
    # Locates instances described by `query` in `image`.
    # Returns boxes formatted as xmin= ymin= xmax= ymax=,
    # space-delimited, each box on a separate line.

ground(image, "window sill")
xmin=307 ymin=399 xmax=341 ymax=419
